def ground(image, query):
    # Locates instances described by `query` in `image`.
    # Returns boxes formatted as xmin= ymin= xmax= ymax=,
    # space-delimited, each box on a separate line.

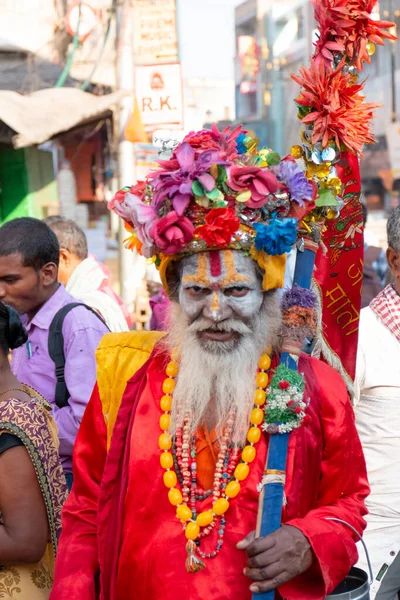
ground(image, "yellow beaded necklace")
xmin=158 ymin=351 xmax=272 ymax=570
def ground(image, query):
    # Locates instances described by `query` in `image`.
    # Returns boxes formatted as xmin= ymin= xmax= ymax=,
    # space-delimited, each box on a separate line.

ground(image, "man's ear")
xmin=59 ymin=248 xmax=70 ymax=267
xmin=386 ymin=247 xmax=400 ymax=279
xmin=40 ymin=262 xmax=58 ymax=287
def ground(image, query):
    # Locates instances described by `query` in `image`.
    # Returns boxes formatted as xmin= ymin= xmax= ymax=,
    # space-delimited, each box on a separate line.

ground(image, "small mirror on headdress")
xmin=152 ymin=130 xmax=182 ymax=159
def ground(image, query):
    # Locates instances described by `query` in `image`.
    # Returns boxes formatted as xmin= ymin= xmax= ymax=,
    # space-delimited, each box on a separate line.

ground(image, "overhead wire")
xmin=55 ymin=0 xmax=82 ymax=88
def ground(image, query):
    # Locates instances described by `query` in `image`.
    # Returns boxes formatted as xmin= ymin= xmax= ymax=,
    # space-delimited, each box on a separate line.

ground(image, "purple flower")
xmin=281 ymin=284 xmax=317 ymax=310
xmin=149 ymin=143 xmax=226 ymax=216
xmin=275 ymin=160 xmax=313 ymax=206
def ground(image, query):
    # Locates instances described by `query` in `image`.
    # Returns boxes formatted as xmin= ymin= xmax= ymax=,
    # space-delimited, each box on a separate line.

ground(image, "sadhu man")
xmin=50 ymin=128 xmax=369 ymax=600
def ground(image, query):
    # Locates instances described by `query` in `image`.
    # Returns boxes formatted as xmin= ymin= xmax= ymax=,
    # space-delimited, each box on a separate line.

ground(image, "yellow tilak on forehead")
xmin=219 ymin=250 xmax=250 ymax=287
xmin=182 ymin=253 xmax=211 ymax=286
xmin=182 ymin=250 xmax=251 ymax=288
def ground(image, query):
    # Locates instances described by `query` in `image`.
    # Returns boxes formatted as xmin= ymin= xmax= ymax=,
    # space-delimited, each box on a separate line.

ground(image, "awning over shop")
xmin=0 ymin=88 xmax=124 ymax=148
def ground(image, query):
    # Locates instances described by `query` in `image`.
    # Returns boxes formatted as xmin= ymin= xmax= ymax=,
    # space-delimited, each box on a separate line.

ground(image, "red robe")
xmin=50 ymin=349 xmax=369 ymax=600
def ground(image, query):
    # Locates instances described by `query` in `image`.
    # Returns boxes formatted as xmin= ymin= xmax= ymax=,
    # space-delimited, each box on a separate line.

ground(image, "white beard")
xmin=164 ymin=293 xmax=281 ymax=445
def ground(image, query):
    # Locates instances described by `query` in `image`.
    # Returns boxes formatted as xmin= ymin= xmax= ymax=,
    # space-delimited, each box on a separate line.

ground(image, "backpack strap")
xmin=48 ymin=302 xmax=108 ymax=409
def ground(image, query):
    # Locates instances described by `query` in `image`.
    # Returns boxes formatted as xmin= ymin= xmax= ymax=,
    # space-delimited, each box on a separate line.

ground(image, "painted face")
xmin=178 ymin=249 xmax=264 ymax=346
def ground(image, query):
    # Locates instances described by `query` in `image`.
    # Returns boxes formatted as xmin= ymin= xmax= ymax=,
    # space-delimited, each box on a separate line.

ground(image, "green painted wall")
xmin=25 ymin=147 xmax=58 ymax=219
xmin=0 ymin=145 xmax=58 ymax=225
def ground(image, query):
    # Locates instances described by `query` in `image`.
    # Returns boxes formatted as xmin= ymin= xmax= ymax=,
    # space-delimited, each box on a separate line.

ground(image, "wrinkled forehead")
xmin=180 ymin=250 xmax=259 ymax=288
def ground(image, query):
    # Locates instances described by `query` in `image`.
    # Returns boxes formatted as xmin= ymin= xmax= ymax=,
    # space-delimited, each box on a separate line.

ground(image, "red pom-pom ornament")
xmin=278 ymin=380 xmax=290 ymax=390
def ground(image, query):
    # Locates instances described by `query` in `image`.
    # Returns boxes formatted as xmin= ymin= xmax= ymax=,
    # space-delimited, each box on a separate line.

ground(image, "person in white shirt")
xmin=44 ymin=217 xmax=130 ymax=333
xmin=355 ymin=205 xmax=400 ymax=600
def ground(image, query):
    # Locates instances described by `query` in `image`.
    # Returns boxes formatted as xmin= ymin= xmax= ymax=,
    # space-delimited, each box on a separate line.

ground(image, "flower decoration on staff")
xmin=312 ymin=0 xmax=396 ymax=70
xmin=293 ymin=60 xmax=378 ymax=154
xmin=108 ymin=124 xmax=317 ymax=293
xmin=280 ymin=284 xmax=317 ymax=345
xmin=262 ymin=365 xmax=309 ymax=435
xmin=289 ymin=0 xmax=396 ymax=222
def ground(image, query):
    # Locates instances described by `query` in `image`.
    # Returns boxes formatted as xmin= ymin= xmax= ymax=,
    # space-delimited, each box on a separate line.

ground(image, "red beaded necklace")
xmin=158 ymin=351 xmax=272 ymax=572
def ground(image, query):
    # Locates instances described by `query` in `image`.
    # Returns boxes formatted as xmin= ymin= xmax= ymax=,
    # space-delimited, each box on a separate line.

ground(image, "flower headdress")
xmin=109 ymin=125 xmax=319 ymax=292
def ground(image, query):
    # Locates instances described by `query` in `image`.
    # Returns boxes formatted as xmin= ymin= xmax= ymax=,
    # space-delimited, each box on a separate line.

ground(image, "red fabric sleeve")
xmin=280 ymin=360 xmax=370 ymax=600
xmin=50 ymin=384 xmax=107 ymax=600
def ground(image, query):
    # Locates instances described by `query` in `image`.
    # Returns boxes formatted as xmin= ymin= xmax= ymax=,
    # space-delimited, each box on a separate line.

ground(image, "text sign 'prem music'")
xmin=135 ymin=63 xmax=183 ymax=131
xmin=133 ymin=0 xmax=178 ymax=65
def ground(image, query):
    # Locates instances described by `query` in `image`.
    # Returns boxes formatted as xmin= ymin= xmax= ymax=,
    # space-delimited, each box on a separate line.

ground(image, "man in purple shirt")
xmin=0 ymin=218 xmax=108 ymax=483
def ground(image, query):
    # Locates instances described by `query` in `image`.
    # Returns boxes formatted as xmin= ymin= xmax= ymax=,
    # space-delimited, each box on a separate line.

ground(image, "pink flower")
xmin=150 ymin=211 xmax=194 ymax=255
xmin=110 ymin=192 xmax=158 ymax=258
xmin=228 ymin=166 xmax=279 ymax=209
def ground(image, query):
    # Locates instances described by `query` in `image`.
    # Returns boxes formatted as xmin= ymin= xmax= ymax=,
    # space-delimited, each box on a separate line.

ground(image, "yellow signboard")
xmin=133 ymin=0 xmax=179 ymax=65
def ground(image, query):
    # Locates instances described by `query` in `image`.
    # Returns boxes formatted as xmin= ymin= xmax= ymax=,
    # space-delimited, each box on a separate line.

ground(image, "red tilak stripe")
xmin=209 ymin=250 xmax=222 ymax=278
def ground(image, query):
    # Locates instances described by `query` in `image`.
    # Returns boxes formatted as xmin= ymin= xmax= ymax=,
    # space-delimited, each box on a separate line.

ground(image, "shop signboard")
xmin=135 ymin=63 xmax=183 ymax=131
xmin=133 ymin=0 xmax=178 ymax=65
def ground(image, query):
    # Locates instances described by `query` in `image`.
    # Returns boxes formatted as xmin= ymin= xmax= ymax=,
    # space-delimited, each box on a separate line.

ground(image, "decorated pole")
xmin=255 ymin=229 xmax=320 ymax=600
xmin=254 ymin=2 xmax=396 ymax=599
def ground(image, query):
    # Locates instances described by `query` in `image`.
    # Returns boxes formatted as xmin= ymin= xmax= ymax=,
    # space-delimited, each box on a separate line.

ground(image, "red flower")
xmin=278 ymin=380 xmax=290 ymax=390
xmin=182 ymin=130 xmax=220 ymax=152
xmin=303 ymin=414 xmax=312 ymax=425
xmin=183 ymin=124 xmax=247 ymax=161
xmin=292 ymin=60 xmax=379 ymax=154
xmin=312 ymin=0 xmax=396 ymax=71
xmin=295 ymin=407 xmax=302 ymax=415
xmin=130 ymin=181 xmax=147 ymax=197
xmin=195 ymin=208 xmax=240 ymax=248
xmin=150 ymin=211 xmax=194 ymax=255
xmin=228 ymin=166 xmax=279 ymax=209
xmin=107 ymin=181 xmax=147 ymax=211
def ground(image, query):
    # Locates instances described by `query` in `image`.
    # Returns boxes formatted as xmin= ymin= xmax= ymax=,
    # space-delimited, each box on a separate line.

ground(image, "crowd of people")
xmin=0 ymin=193 xmax=397 ymax=598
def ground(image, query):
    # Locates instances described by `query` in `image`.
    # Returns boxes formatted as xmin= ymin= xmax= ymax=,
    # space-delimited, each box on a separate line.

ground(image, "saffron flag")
xmin=313 ymin=153 xmax=363 ymax=393
xmin=124 ymin=97 xmax=148 ymax=143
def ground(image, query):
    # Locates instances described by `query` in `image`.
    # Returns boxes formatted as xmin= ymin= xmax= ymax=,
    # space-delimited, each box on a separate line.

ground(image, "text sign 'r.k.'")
xmin=135 ymin=63 xmax=183 ymax=131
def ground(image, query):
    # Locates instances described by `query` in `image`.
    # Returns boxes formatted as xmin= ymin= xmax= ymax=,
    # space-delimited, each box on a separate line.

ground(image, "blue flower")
xmin=236 ymin=133 xmax=247 ymax=155
xmin=253 ymin=219 xmax=298 ymax=256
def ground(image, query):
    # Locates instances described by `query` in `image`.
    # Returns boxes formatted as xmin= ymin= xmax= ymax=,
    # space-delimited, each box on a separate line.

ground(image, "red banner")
xmin=313 ymin=153 xmax=363 ymax=392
